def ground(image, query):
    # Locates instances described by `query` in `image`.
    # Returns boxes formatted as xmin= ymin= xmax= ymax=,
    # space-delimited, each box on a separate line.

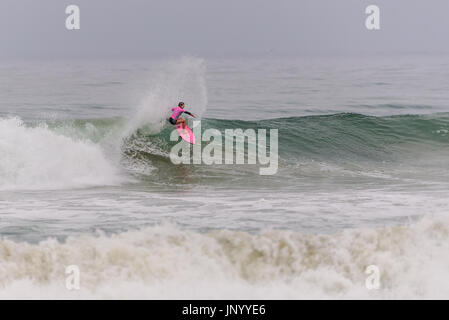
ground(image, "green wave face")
xmin=129 ymin=113 xmax=449 ymax=161
xmin=31 ymin=113 xmax=449 ymax=188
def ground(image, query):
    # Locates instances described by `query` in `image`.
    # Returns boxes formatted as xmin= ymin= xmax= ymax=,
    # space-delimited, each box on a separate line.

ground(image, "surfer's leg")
xmin=176 ymin=118 xmax=186 ymax=129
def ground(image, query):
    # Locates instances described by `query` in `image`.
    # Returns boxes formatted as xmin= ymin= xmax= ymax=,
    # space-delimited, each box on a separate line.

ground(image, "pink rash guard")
xmin=169 ymin=106 xmax=193 ymax=123
xmin=170 ymin=106 xmax=184 ymax=120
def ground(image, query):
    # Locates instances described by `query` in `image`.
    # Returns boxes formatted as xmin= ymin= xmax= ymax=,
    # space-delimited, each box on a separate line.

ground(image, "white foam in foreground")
xmin=0 ymin=117 xmax=122 ymax=190
xmin=0 ymin=215 xmax=448 ymax=299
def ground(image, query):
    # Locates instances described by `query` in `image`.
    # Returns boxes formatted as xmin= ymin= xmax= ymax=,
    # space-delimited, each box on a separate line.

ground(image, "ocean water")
xmin=1 ymin=56 xmax=449 ymax=299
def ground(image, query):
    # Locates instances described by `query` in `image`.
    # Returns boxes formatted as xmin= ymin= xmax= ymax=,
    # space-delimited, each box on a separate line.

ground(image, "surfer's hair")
xmin=178 ymin=102 xmax=185 ymax=107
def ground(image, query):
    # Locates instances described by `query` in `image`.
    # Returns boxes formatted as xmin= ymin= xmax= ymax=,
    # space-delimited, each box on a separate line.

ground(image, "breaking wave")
xmin=0 ymin=215 xmax=448 ymax=299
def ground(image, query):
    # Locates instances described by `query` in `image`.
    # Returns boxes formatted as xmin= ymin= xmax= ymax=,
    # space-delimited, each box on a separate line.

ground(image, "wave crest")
xmin=0 ymin=117 xmax=123 ymax=190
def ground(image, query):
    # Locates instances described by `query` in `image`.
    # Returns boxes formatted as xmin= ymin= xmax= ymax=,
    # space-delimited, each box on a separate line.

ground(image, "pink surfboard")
xmin=176 ymin=125 xmax=196 ymax=144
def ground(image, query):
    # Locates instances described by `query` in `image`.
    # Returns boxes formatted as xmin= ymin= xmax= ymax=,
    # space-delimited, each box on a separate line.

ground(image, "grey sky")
xmin=1 ymin=0 xmax=449 ymax=59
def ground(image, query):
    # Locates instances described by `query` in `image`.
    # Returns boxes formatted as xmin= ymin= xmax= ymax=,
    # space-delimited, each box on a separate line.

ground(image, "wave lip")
xmin=0 ymin=117 xmax=123 ymax=190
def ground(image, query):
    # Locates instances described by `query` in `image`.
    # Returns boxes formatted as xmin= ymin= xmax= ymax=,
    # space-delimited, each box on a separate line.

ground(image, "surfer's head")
xmin=178 ymin=102 xmax=185 ymax=108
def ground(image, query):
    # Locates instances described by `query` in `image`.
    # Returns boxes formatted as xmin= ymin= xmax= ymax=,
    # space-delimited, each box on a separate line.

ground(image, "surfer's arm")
xmin=183 ymin=111 xmax=195 ymax=117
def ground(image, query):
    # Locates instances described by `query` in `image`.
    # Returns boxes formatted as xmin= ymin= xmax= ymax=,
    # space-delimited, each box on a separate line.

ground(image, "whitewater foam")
xmin=0 ymin=117 xmax=123 ymax=190
xmin=0 ymin=216 xmax=448 ymax=299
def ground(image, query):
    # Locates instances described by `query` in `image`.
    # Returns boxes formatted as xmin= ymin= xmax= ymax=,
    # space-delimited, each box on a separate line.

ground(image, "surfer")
xmin=168 ymin=102 xmax=195 ymax=129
